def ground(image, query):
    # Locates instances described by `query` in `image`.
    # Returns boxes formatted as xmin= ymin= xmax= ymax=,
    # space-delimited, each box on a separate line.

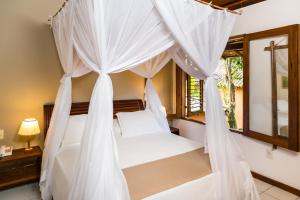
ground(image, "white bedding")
xmin=52 ymin=133 xmax=216 ymax=200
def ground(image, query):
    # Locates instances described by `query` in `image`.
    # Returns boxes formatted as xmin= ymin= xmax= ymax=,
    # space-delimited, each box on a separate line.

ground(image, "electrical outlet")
xmin=0 ymin=129 xmax=4 ymax=140
xmin=266 ymin=148 xmax=273 ymax=159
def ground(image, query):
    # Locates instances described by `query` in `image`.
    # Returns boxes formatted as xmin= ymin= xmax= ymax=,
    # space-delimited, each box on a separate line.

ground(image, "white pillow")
xmin=62 ymin=114 xmax=87 ymax=147
xmin=62 ymin=115 xmax=122 ymax=147
xmin=116 ymin=110 xmax=163 ymax=138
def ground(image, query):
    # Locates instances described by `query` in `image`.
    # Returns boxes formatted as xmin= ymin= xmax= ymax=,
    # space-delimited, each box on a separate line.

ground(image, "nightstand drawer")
xmin=0 ymin=146 xmax=42 ymax=190
xmin=16 ymin=157 xmax=38 ymax=168
xmin=0 ymin=164 xmax=40 ymax=181
xmin=0 ymin=161 xmax=17 ymax=172
xmin=0 ymin=157 xmax=38 ymax=173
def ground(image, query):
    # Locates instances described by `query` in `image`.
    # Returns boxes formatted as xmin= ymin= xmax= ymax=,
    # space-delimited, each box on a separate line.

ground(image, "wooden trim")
xmin=44 ymin=99 xmax=145 ymax=138
xmin=243 ymin=25 xmax=300 ymax=151
xmin=225 ymin=0 xmax=266 ymax=10
xmin=252 ymin=171 xmax=300 ymax=197
xmin=186 ymin=74 xmax=192 ymax=116
xmin=225 ymin=35 xmax=245 ymax=51
xmin=225 ymin=42 xmax=243 ymax=51
xmin=243 ymin=131 xmax=288 ymax=148
xmin=176 ymin=65 xmax=184 ymax=118
xmin=200 ymin=0 xmax=265 ymax=10
xmin=180 ymin=117 xmax=206 ymax=125
xmin=289 ymin=25 xmax=299 ymax=151
xmin=229 ymin=128 xmax=243 ymax=134
xmin=178 ymin=117 xmax=243 ymax=134
xmin=167 ymin=114 xmax=177 ymax=121
xmin=264 ymin=45 xmax=289 ymax=51
xmin=194 ymin=0 xmax=241 ymax=15
xmin=297 ymin=24 xmax=300 ymax=154
xmin=245 ymin=25 xmax=298 ymax=41
xmin=200 ymin=80 xmax=204 ymax=112
xmin=244 ymin=28 xmax=250 ymax=146
xmin=270 ymin=41 xmax=279 ymax=137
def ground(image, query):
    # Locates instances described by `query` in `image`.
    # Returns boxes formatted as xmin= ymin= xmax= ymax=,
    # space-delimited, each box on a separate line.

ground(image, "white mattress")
xmin=52 ymin=133 xmax=216 ymax=200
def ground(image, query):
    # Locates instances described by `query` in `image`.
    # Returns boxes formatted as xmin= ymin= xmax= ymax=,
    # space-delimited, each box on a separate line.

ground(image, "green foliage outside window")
xmin=217 ymin=57 xmax=243 ymax=129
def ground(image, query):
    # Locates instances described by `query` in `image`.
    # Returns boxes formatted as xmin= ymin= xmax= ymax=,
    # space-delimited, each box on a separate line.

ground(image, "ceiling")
xmin=202 ymin=0 xmax=266 ymax=10
xmin=223 ymin=35 xmax=244 ymax=58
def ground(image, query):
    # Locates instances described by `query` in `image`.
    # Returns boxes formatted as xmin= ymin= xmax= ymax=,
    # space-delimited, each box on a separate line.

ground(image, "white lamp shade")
xmin=18 ymin=118 xmax=40 ymax=136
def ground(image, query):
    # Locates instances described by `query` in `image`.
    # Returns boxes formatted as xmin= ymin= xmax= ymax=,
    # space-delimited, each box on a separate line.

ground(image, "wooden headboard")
xmin=44 ymin=99 xmax=145 ymax=137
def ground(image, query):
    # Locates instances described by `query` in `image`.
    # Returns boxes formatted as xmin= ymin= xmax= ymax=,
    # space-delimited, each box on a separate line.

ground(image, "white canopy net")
xmin=40 ymin=0 xmax=260 ymax=200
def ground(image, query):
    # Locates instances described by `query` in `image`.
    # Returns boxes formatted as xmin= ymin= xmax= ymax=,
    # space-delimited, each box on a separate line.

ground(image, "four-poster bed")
xmin=44 ymin=100 xmax=213 ymax=200
xmin=40 ymin=0 xmax=260 ymax=199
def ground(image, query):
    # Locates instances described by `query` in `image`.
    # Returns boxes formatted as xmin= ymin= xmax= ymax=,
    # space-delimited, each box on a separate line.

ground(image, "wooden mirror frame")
xmin=243 ymin=25 xmax=300 ymax=151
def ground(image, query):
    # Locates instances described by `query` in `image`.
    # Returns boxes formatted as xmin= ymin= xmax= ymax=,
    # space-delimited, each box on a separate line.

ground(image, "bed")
xmin=44 ymin=99 xmax=215 ymax=200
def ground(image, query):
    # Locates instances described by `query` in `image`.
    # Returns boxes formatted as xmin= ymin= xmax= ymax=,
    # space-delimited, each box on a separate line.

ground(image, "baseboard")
xmin=251 ymin=171 xmax=300 ymax=196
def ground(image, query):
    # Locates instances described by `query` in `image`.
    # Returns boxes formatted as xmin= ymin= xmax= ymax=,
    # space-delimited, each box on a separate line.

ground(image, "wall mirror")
xmin=244 ymin=25 xmax=300 ymax=151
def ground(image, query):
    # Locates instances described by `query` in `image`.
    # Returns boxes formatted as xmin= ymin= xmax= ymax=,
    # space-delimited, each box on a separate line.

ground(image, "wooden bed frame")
xmin=44 ymin=99 xmax=145 ymax=137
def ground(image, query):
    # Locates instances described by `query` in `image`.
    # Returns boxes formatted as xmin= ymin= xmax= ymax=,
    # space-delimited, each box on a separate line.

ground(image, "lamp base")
xmin=24 ymin=139 xmax=33 ymax=152
xmin=24 ymin=147 xmax=33 ymax=152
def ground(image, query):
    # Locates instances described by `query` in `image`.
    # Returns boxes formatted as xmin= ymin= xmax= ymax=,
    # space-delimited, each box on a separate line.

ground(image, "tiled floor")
xmin=0 ymin=183 xmax=41 ymax=200
xmin=254 ymin=179 xmax=299 ymax=200
xmin=0 ymin=179 xmax=299 ymax=200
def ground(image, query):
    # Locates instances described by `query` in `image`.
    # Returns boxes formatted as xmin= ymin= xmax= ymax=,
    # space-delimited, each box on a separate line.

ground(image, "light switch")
xmin=0 ymin=129 xmax=4 ymax=140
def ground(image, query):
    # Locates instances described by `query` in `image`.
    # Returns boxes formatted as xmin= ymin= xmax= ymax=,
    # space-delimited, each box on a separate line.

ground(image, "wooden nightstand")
xmin=170 ymin=127 xmax=180 ymax=135
xmin=0 ymin=146 xmax=42 ymax=190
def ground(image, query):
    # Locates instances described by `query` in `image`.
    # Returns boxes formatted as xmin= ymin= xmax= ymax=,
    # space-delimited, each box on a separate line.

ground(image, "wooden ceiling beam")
xmin=201 ymin=0 xmax=266 ymax=10
xmin=224 ymin=0 xmax=266 ymax=10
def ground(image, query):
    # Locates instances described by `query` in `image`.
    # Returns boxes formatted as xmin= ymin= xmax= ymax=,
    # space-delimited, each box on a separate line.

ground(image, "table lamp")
xmin=18 ymin=118 xmax=40 ymax=151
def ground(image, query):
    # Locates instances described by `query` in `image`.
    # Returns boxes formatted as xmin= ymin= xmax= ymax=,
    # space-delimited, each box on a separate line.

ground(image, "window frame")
xmin=175 ymin=35 xmax=245 ymax=132
xmin=185 ymin=74 xmax=204 ymax=116
xmin=175 ymin=67 xmax=206 ymax=124
xmin=243 ymin=25 xmax=300 ymax=151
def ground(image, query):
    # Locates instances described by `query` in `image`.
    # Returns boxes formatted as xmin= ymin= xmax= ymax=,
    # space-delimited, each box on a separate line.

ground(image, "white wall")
xmin=174 ymin=0 xmax=300 ymax=190
xmin=233 ymin=0 xmax=300 ymax=189
xmin=232 ymin=0 xmax=300 ymax=35
xmin=172 ymin=120 xmax=205 ymax=145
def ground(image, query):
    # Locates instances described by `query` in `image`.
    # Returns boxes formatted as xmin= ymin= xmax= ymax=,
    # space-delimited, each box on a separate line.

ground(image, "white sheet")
xmin=52 ymin=133 xmax=215 ymax=200
xmin=52 ymin=144 xmax=79 ymax=200
xmin=117 ymin=133 xmax=202 ymax=168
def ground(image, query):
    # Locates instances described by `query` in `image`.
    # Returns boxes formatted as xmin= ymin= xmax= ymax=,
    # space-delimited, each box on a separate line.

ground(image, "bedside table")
xmin=170 ymin=127 xmax=180 ymax=135
xmin=0 ymin=146 xmax=42 ymax=190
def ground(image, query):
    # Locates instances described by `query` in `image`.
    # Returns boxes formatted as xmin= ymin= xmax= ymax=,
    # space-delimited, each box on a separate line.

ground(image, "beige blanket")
xmin=123 ymin=148 xmax=211 ymax=200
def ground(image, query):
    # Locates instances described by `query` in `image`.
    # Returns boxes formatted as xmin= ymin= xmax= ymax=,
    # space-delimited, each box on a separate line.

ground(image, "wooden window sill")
xmin=175 ymin=117 xmax=243 ymax=135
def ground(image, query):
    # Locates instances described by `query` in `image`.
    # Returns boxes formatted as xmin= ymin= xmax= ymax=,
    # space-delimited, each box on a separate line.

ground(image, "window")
xmin=184 ymin=75 xmax=205 ymax=122
xmin=219 ymin=35 xmax=244 ymax=130
xmin=178 ymin=35 xmax=244 ymax=130
xmin=217 ymin=57 xmax=243 ymax=131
